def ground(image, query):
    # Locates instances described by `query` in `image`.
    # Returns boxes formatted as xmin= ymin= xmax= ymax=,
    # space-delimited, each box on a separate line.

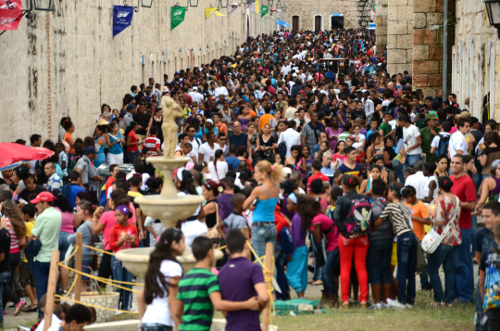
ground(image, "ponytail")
xmin=255 ymin=160 xmax=284 ymax=185
xmin=342 ymin=174 xmax=359 ymax=190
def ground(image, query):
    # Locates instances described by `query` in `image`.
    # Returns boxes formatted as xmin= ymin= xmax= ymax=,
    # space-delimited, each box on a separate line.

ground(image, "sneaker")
xmin=369 ymin=303 xmax=383 ymax=309
xmin=114 ymin=310 xmax=123 ymax=315
xmin=405 ymin=304 xmax=413 ymax=310
xmin=388 ymin=299 xmax=406 ymax=310
xmin=380 ymin=302 xmax=389 ymax=309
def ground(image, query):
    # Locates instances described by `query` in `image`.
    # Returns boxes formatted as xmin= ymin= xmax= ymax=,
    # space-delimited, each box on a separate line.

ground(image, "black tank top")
xmin=205 ymin=200 xmax=218 ymax=228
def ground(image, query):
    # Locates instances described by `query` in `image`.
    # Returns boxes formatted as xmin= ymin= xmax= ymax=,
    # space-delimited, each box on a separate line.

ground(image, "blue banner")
xmin=113 ymin=6 xmax=134 ymax=37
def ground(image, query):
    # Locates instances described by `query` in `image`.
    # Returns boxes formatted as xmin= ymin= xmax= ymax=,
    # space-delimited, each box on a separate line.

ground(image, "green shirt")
xmin=177 ymin=268 xmax=220 ymax=331
xmin=338 ymin=131 xmax=351 ymax=141
xmin=420 ymin=126 xmax=441 ymax=163
xmin=380 ymin=122 xmax=392 ymax=137
xmin=31 ymin=207 xmax=62 ymax=263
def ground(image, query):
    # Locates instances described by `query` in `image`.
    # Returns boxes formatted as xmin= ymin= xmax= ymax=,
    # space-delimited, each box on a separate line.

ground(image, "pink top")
xmin=99 ymin=202 xmax=136 ymax=251
xmin=55 ymin=208 xmax=75 ymax=234
xmin=450 ymin=127 xmax=457 ymax=134
xmin=311 ymin=214 xmax=338 ymax=252
xmin=5 ymin=219 xmax=19 ymax=253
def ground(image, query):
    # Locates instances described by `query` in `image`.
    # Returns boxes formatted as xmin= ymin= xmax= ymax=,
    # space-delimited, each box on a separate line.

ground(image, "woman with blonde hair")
xmin=243 ymin=160 xmax=284 ymax=258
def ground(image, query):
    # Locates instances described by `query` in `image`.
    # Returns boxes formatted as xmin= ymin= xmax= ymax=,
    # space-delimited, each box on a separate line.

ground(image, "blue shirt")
xmin=225 ymin=156 xmax=240 ymax=172
xmin=228 ymin=132 xmax=248 ymax=150
xmin=69 ymin=184 xmax=85 ymax=209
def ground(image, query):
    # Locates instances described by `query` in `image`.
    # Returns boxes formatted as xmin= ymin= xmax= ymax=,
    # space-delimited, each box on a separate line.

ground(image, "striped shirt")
xmin=378 ymin=202 xmax=412 ymax=236
xmin=177 ymin=268 xmax=220 ymax=331
xmin=143 ymin=136 xmax=161 ymax=156
xmin=6 ymin=219 xmax=19 ymax=253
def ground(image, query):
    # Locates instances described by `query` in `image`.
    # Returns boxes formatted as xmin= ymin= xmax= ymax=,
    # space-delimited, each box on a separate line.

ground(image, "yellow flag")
xmin=206 ymin=7 xmax=217 ymax=18
xmin=215 ymin=11 xmax=225 ymax=16
xmin=255 ymin=0 xmax=259 ymax=13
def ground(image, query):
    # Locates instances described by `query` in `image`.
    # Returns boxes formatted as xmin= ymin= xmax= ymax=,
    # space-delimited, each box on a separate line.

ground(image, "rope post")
xmin=262 ymin=242 xmax=274 ymax=331
xmin=43 ymin=250 xmax=60 ymax=331
xmin=75 ymin=232 xmax=83 ymax=301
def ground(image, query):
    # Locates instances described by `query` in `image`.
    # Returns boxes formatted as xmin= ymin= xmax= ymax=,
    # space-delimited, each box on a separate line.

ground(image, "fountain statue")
xmin=116 ymin=96 xmax=223 ymax=277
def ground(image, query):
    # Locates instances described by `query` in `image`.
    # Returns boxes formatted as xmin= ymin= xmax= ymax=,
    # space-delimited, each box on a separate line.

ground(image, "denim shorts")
xmin=367 ymin=240 xmax=393 ymax=285
xmin=59 ymin=231 xmax=72 ymax=262
xmin=141 ymin=324 xmax=173 ymax=331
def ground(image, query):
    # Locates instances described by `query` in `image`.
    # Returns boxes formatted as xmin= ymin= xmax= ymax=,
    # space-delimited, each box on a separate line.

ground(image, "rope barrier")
xmin=54 ymin=294 xmax=138 ymax=315
xmin=63 ymin=274 xmax=78 ymax=298
xmin=60 ymin=245 xmax=79 ymax=265
xmin=82 ymin=244 xmax=116 ymax=256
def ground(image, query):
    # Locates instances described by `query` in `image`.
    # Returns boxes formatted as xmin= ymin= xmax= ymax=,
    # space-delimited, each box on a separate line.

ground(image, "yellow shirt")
xmin=23 ymin=221 xmax=35 ymax=263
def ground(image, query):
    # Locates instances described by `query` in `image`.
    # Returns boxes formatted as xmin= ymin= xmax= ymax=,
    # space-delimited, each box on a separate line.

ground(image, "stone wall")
xmin=386 ymin=0 xmax=413 ymax=75
xmin=375 ymin=0 xmax=388 ymax=52
xmin=412 ymin=0 xmax=453 ymax=97
xmin=279 ymin=0 xmax=371 ymax=31
xmin=452 ymin=0 xmax=499 ymax=119
xmin=0 ymin=0 xmax=275 ymax=143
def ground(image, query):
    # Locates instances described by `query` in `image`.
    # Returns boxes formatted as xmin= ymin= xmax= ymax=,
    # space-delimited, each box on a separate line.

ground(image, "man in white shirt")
xmin=277 ymin=121 xmax=302 ymax=158
xmin=399 ymin=114 xmax=422 ymax=171
xmin=198 ymin=132 xmax=222 ymax=162
xmin=404 ymin=161 xmax=428 ymax=197
xmin=449 ymin=118 xmax=471 ymax=159
xmin=188 ymin=86 xmax=204 ymax=104
xmin=214 ymin=80 xmax=229 ymax=98
xmin=363 ymin=90 xmax=375 ymax=119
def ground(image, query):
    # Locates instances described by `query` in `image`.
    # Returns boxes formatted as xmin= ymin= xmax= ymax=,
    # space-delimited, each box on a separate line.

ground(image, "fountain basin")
xmin=145 ymin=156 xmax=190 ymax=197
xmin=116 ymin=247 xmax=223 ymax=277
xmin=134 ymin=195 xmax=206 ymax=229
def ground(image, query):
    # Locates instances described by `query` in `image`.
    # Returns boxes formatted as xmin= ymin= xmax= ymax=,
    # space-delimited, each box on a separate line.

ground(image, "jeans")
xmin=127 ymin=151 xmax=140 ymax=163
xmin=97 ymin=250 xmax=114 ymax=289
xmin=251 ymin=224 xmax=276 ymax=261
xmin=473 ymin=173 xmax=482 ymax=194
xmin=397 ymin=232 xmax=417 ymax=305
xmin=274 ymin=249 xmax=288 ymax=301
xmin=32 ymin=260 xmax=51 ymax=318
xmin=471 ymin=215 xmax=478 ymax=255
xmin=2 ymin=253 xmax=20 ymax=308
xmin=428 ymin=244 xmax=458 ymax=304
xmin=476 ymin=282 xmax=487 ymax=331
xmin=286 ymin=246 xmax=308 ymax=294
xmin=339 ymin=234 xmax=369 ymax=303
xmin=0 ymin=270 xmax=10 ymax=326
xmin=323 ymin=248 xmax=340 ymax=295
xmin=486 ymin=309 xmax=500 ymax=331
xmin=403 ymin=154 xmax=421 ymax=172
xmin=456 ymin=227 xmax=474 ymax=302
xmin=141 ymin=324 xmax=173 ymax=331
xmin=392 ymin=158 xmax=405 ymax=184
xmin=111 ymin=256 xmax=133 ymax=310
xmin=311 ymin=232 xmax=325 ymax=281
xmin=366 ymin=239 xmax=392 ymax=285
xmin=59 ymin=231 xmax=71 ymax=262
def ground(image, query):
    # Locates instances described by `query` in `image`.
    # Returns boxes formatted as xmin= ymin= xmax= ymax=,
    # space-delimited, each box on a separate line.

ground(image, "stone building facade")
xmin=278 ymin=0 xmax=373 ymax=31
xmin=0 ymin=0 xmax=275 ymax=143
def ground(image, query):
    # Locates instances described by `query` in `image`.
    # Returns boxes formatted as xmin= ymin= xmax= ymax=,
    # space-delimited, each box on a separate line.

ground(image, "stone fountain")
xmin=116 ymin=96 xmax=223 ymax=277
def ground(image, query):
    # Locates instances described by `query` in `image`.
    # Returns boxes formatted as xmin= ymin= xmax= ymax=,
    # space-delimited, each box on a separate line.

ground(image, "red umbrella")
xmin=0 ymin=142 xmax=54 ymax=169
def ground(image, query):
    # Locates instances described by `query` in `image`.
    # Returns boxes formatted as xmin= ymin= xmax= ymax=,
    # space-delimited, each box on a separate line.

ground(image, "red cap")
xmin=30 ymin=191 xmax=56 ymax=204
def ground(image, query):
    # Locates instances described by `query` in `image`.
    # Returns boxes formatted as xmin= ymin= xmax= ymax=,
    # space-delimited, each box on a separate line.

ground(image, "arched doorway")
xmin=314 ymin=15 xmax=322 ymax=32
xmin=292 ymin=15 xmax=299 ymax=33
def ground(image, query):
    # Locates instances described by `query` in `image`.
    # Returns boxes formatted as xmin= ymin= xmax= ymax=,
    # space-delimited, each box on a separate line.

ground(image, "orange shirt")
xmin=215 ymin=122 xmax=228 ymax=136
xmin=404 ymin=200 xmax=429 ymax=240
xmin=259 ymin=114 xmax=274 ymax=130
xmin=249 ymin=109 xmax=258 ymax=119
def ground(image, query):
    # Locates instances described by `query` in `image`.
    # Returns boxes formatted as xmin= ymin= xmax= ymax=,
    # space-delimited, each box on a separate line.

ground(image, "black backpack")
xmin=435 ymin=135 xmax=451 ymax=157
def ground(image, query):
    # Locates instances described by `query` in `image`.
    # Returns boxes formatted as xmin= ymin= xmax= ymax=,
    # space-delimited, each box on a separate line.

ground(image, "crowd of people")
xmin=1 ymin=27 xmax=500 ymax=331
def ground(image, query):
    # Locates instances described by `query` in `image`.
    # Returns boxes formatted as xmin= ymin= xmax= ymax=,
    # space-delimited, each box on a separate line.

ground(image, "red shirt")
xmin=127 ymin=131 xmax=139 ymax=152
xmin=274 ymin=206 xmax=289 ymax=239
xmin=105 ymin=177 xmax=115 ymax=196
xmin=109 ymin=223 xmax=139 ymax=253
xmin=143 ymin=136 xmax=161 ymax=156
xmin=307 ymin=172 xmax=330 ymax=192
xmin=450 ymin=174 xmax=477 ymax=229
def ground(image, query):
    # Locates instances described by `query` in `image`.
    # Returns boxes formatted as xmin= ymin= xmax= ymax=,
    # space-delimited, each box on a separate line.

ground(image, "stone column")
xmin=375 ymin=0 xmax=388 ymax=53
xmin=412 ymin=0 xmax=453 ymax=96
xmin=386 ymin=0 xmax=414 ymax=75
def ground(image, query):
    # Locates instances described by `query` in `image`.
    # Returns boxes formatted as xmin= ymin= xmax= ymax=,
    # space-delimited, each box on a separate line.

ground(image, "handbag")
xmin=420 ymin=198 xmax=459 ymax=254
xmin=205 ymin=202 xmax=222 ymax=248
xmin=85 ymin=223 xmax=99 ymax=270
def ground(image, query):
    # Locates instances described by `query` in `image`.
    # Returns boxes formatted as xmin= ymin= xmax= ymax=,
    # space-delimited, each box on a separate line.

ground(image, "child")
xmin=375 ymin=182 xmax=416 ymax=309
xmin=217 ymin=193 xmax=248 ymax=238
xmin=310 ymin=179 xmax=328 ymax=214
xmin=367 ymin=180 xmax=392 ymax=309
xmin=176 ymin=236 xmax=260 ymax=331
xmin=55 ymin=142 xmax=69 ymax=181
xmin=380 ymin=112 xmax=395 ymax=138
xmin=45 ymin=303 xmax=92 ymax=331
xmin=359 ymin=165 xmax=383 ymax=196
xmin=430 ymin=121 xmax=452 ymax=156
xmin=217 ymin=231 xmax=269 ymax=330
xmin=479 ymin=222 xmax=500 ymax=330
xmin=402 ymin=185 xmax=431 ymax=241
xmin=109 ymin=204 xmax=138 ymax=312
xmin=21 ymin=204 xmax=37 ymax=311
xmin=139 ymin=228 xmax=186 ymax=330
xmin=143 ymin=126 xmax=162 ymax=156
xmin=475 ymin=202 xmax=500 ymax=330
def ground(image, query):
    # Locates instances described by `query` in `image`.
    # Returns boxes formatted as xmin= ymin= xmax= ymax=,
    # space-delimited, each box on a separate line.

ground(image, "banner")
xmin=206 ymin=7 xmax=225 ymax=18
xmin=371 ymin=3 xmax=376 ymax=18
xmin=113 ymin=5 xmax=134 ymax=37
xmin=229 ymin=1 xmax=239 ymax=20
xmin=171 ymin=6 xmax=186 ymax=30
xmin=276 ymin=9 xmax=282 ymax=18
xmin=261 ymin=5 xmax=268 ymax=17
xmin=0 ymin=0 xmax=23 ymax=32
xmin=248 ymin=0 xmax=258 ymax=14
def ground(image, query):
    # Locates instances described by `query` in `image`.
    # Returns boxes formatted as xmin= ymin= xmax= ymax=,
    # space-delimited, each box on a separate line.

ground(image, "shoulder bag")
xmin=420 ymin=198 xmax=459 ymax=254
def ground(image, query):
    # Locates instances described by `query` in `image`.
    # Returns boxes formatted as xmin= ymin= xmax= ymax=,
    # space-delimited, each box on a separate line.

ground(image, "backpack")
xmin=278 ymin=226 xmax=294 ymax=255
xmin=435 ymin=135 xmax=451 ymax=156
xmin=345 ymin=197 xmax=373 ymax=235
xmin=483 ymin=251 xmax=500 ymax=310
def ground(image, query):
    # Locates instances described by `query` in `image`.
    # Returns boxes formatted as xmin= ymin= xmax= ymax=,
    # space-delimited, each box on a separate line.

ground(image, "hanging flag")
xmin=171 ymin=6 xmax=186 ymax=30
xmin=276 ymin=9 xmax=282 ymax=18
xmin=261 ymin=5 xmax=268 ymax=17
xmin=113 ymin=5 xmax=134 ymax=37
xmin=255 ymin=0 xmax=259 ymax=13
xmin=371 ymin=3 xmax=376 ymax=18
xmin=247 ymin=0 xmax=257 ymax=13
xmin=0 ymin=0 xmax=23 ymax=32
xmin=229 ymin=1 xmax=239 ymax=20
xmin=270 ymin=7 xmax=277 ymax=12
xmin=206 ymin=7 xmax=225 ymax=18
